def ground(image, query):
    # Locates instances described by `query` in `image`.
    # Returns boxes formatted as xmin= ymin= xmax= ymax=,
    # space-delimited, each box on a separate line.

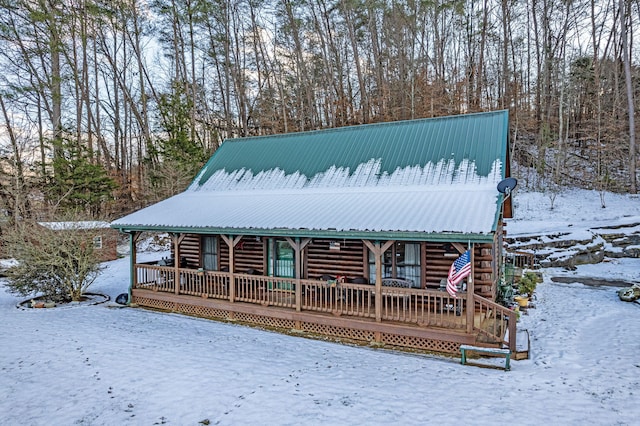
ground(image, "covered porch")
xmin=130 ymin=251 xmax=518 ymax=355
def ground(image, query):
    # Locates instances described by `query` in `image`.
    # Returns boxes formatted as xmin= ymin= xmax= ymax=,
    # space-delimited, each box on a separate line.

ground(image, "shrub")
xmin=518 ymin=271 xmax=540 ymax=297
xmin=2 ymin=220 xmax=103 ymax=302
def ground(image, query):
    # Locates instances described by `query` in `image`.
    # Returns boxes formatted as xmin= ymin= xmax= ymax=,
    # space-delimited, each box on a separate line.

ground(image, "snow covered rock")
xmin=618 ymin=285 xmax=640 ymax=302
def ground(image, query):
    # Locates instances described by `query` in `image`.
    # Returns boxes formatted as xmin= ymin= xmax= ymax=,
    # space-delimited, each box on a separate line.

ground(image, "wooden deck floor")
xmin=131 ymin=288 xmax=496 ymax=355
xmin=131 ymin=266 xmax=519 ymax=355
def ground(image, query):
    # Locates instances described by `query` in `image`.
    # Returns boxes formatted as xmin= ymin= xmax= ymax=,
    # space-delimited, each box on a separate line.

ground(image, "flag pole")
xmin=466 ymin=242 xmax=475 ymax=333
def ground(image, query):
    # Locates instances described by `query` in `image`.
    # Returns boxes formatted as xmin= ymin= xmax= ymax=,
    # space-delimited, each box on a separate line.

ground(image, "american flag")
xmin=446 ymin=250 xmax=471 ymax=298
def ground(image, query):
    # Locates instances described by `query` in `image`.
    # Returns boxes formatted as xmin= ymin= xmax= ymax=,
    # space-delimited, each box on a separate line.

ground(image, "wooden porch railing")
xmin=473 ymin=294 xmax=517 ymax=352
xmin=180 ymin=270 xmax=229 ymax=299
xmin=133 ymin=265 xmax=515 ymax=350
xmin=301 ymin=280 xmax=375 ymax=318
xmin=506 ymin=250 xmax=536 ymax=269
xmin=135 ymin=264 xmax=175 ymax=293
xmin=389 ymin=288 xmax=469 ymax=330
xmin=235 ymin=274 xmax=297 ymax=308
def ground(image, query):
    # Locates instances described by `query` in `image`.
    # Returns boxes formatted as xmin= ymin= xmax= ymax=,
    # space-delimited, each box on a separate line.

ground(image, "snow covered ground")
xmin=508 ymin=187 xmax=640 ymax=236
xmin=1 ymin=189 xmax=639 ymax=425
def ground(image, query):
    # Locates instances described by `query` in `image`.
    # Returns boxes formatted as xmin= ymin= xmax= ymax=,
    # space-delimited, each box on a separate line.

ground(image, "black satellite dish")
xmin=497 ymin=177 xmax=518 ymax=195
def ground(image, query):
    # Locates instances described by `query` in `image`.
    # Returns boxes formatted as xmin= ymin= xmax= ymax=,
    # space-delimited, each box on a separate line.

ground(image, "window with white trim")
xmin=202 ymin=236 xmax=218 ymax=270
xmin=92 ymin=235 xmax=103 ymax=249
xmin=368 ymin=242 xmax=421 ymax=287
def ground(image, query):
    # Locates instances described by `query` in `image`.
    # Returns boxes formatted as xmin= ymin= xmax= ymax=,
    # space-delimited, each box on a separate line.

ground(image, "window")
xmin=266 ymin=239 xmax=295 ymax=291
xmin=202 ymin=236 xmax=218 ymax=270
xmin=268 ymin=239 xmax=295 ymax=278
xmin=92 ymin=235 xmax=103 ymax=249
xmin=397 ymin=243 xmax=421 ymax=285
xmin=369 ymin=242 xmax=421 ymax=288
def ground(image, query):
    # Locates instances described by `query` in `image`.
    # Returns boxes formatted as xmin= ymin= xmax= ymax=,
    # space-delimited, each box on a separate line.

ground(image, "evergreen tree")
xmin=49 ymin=136 xmax=117 ymax=216
xmin=147 ymin=82 xmax=210 ymax=200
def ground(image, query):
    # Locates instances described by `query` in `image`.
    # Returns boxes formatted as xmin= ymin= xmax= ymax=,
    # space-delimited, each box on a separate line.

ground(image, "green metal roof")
xmin=113 ymin=110 xmax=510 ymax=241
xmin=194 ymin=110 xmax=509 ymax=187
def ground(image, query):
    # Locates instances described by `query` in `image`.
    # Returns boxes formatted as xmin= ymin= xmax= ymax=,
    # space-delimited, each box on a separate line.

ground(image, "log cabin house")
xmin=111 ymin=110 xmax=520 ymax=356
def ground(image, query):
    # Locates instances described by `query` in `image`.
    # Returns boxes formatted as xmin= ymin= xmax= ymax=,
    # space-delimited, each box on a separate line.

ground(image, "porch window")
xmin=368 ymin=242 xmax=421 ymax=288
xmin=202 ymin=236 xmax=218 ymax=270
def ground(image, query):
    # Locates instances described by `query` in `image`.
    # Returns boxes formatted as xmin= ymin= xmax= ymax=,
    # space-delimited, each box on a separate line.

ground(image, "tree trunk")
xmin=620 ymin=0 xmax=637 ymax=193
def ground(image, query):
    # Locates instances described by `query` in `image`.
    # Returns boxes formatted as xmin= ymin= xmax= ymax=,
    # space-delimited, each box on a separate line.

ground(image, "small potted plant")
xmin=514 ymin=271 xmax=540 ymax=307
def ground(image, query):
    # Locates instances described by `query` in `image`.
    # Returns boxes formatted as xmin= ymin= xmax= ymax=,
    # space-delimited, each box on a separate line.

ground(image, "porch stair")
xmin=510 ymin=328 xmax=530 ymax=360
xmin=473 ymin=324 xmax=529 ymax=360
xmin=474 ymin=315 xmax=529 ymax=360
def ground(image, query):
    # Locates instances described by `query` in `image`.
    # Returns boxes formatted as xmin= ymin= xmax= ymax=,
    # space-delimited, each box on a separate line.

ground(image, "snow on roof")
xmin=189 ymin=158 xmax=494 ymax=192
xmin=38 ymin=221 xmax=112 ymax=231
xmin=112 ymin=159 xmax=504 ymax=238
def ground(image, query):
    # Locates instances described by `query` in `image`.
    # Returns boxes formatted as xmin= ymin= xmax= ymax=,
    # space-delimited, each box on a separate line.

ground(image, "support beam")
xmin=171 ymin=233 xmax=185 ymax=295
xmin=466 ymin=244 xmax=475 ymax=333
xmin=363 ymin=240 xmax=394 ymax=322
xmin=221 ymin=235 xmax=243 ymax=302
xmin=452 ymin=242 xmax=466 ymax=254
xmin=285 ymin=237 xmax=311 ymax=312
xmin=128 ymin=231 xmax=141 ymax=303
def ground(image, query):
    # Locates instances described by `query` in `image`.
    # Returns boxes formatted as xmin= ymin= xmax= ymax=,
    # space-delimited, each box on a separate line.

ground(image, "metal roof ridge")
xmin=222 ymin=110 xmax=509 ymax=144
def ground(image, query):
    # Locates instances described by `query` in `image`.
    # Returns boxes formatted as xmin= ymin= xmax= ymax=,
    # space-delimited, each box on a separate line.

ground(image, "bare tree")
xmin=0 ymin=94 xmax=31 ymax=219
xmin=0 ymin=0 xmax=640 ymax=218
xmin=2 ymin=219 xmax=103 ymax=302
xmin=620 ymin=0 xmax=637 ymax=193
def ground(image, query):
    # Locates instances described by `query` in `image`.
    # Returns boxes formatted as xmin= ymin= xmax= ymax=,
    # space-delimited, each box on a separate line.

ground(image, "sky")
xmin=1 ymin=188 xmax=639 ymax=425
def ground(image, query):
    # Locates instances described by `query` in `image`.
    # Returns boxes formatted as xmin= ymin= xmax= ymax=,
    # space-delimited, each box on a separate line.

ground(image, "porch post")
xmin=286 ymin=237 xmax=311 ymax=312
xmin=127 ymin=231 xmax=140 ymax=304
xmin=375 ymin=243 xmax=382 ymax=322
xmin=363 ymin=240 xmax=394 ymax=323
xmin=288 ymin=237 xmax=302 ymax=312
xmin=173 ymin=233 xmax=181 ymax=295
xmin=221 ymin=235 xmax=243 ymax=303
xmin=508 ymin=307 xmax=517 ymax=352
xmin=466 ymin=243 xmax=475 ymax=333
xmin=228 ymin=236 xmax=235 ymax=302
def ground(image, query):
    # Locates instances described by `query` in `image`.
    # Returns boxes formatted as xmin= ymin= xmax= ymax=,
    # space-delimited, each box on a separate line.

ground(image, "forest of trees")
xmin=0 ymin=0 xmax=638 ymax=222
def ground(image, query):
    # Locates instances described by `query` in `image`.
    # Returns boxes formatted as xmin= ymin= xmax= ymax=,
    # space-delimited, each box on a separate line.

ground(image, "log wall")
xmin=475 ymin=244 xmax=495 ymax=298
xmin=306 ymin=239 xmax=366 ymax=279
xmin=179 ymin=234 xmax=201 ymax=267
xmin=423 ymin=242 xmax=495 ymax=298
xmin=175 ymin=234 xmax=498 ymax=299
xmin=222 ymin=237 xmax=265 ymax=274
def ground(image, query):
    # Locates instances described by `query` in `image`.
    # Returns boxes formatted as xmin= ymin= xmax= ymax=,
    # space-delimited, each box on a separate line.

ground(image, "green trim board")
xmin=111 ymin=224 xmax=497 ymax=243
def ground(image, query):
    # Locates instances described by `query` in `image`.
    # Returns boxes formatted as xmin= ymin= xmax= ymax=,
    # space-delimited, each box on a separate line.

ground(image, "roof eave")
xmin=110 ymin=224 xmax=496 ymax=243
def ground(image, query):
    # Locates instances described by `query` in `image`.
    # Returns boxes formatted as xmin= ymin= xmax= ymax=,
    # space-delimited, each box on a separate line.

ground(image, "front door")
xmin=268 ymin=239 xmax=295 ymax=290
